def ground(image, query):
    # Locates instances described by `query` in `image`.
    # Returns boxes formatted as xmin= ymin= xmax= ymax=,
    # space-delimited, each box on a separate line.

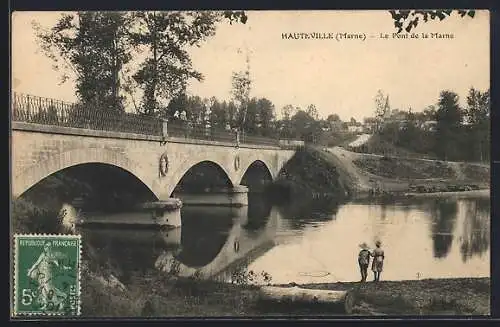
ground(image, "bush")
xmin=11 ymin=198 xmax=62 ymax=234
xmin=230 ymin=266 xmax=272 ymax=286
xmin=81 ymin=267 xmax=144 ymax=317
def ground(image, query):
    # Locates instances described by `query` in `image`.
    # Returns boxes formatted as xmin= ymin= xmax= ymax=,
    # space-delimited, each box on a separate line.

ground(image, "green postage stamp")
xmin=13 ymin=234 xmax=82 ymax=317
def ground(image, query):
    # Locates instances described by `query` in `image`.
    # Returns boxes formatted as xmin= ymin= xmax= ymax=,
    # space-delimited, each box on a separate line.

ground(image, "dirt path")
xmin=322 ymin=146 xmax=409 ymax=193
xmin=348 ymin=133 xmax=372 ymax=147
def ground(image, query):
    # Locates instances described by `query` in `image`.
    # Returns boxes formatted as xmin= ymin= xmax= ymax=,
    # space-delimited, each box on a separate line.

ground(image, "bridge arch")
xmin=236 ymin=155 xmax=277 ymax=185
xmin=237 ymin=159 xmax=275 ymax=195
xmin=170 ymin=160 xmax=234 ymax=195
xmin=163 ymin=153 xmax=235 ymax=197
xmin=240 ymin=160 xmax=273 ymax=181
xmin=13 ymin=147 xmax=159 ymax=199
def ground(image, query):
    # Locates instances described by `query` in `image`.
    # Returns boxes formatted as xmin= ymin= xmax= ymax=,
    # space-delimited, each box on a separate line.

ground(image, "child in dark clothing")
xmin=358 ymin=242 xmax=371 ymax=282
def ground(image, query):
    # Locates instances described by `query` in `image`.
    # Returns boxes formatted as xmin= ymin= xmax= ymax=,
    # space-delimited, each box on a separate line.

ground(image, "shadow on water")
xmin=424 ymin=197 xmax=489 ymax=262
xmin=176 ymin=206 xmax=238 ymax=268
xmin=243 ymin=193 xmax=273 ymax=232
xmin=459 ymin=198 xmax=490 ymax=262
xmin=350 ymin=195 xmax=490 ymax=263
xmin=275 ymin=195 xmax=342 ymax=230
xmin=429 ymin=199 xmax=458 ymax=259
xmin=79 ymin=226 xmax=181 ymax=284
xmin=80 ymin=205 xmax=251 ymax=281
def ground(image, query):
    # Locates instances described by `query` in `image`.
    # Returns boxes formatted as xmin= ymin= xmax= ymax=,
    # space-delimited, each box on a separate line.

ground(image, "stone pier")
xmin=173 ymin=185 xmax=249 ymax=207
xmin=136 ymin=199 xmax=183 ymax=227
xmin=75 ymin=198 xmax=183 ymax=228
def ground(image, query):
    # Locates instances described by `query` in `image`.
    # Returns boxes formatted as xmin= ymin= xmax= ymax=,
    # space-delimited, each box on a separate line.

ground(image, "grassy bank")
xmin=81 ymin=273 xmax=490 ymax=316
xmin=299 ymin=278 xmax=490 ymax=316
xmin=269 ymin=147 xmax=351 ymax=202
xmin=321 ymin=146 xmax=490 ymax=197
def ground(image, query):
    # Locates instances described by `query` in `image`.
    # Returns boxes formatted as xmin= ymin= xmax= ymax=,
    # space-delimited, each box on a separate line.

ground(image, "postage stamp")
xmin=13 ymin=234 xmax=82 ymax=317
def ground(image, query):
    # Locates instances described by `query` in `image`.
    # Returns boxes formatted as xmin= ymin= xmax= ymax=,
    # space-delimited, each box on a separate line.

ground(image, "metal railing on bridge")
xmin=166 ymin=122 xmax=236 ymax=143
xmin=12 ymin=93 xmax=163 ymax=136
xmin=11 ymin=93 xmax=290 ymax=148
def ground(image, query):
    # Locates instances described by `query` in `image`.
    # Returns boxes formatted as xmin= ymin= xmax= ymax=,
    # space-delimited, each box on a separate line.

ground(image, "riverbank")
xmin=82 ymin=273 xmax=490 ymax=316
xmin=297 ymin=278 xmax=490 ymax=316
xmin=404 ymin=188 xmax=490 ymax=199
xmin=321 ymin=146 xmax=490 ymax=197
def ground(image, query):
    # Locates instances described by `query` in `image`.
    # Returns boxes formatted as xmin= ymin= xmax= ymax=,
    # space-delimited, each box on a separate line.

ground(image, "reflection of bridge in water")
xmin=155 ymin=205 xmax=281 ymax=280
xmin=80 ymin=201 xmax=282 ymax=282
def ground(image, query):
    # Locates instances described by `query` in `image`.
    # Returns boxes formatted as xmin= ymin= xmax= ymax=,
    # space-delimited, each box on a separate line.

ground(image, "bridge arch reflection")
xmin=155 ymin=205 xmax=280 ymax=280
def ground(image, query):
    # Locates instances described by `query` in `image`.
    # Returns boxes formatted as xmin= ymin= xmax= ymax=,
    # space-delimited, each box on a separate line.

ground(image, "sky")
xmin=11 ymin=10 xmax=490 ymax=121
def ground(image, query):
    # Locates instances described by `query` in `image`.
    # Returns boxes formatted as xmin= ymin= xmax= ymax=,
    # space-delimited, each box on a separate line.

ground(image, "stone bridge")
xmin=11 ymin=122 xmax=296 ymax=201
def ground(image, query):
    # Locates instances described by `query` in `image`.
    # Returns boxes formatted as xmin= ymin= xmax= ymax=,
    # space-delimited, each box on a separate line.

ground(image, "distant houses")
xmin=368 ymin=108 xmax=440 ymax=132
xmin=275 ymin=107 xmax=444 ymax=138
xmin=322 ymin=109 xmax=442 ymax=135
xmin=346 ymin=122 xmax=364 ymax=133
xmin=329 ymin=120 xmax=344 ymax=132
xmin=419 ymin=120 xmax=437 ymax=132
xmin=362 ymin=117 xmax=377 ymax=133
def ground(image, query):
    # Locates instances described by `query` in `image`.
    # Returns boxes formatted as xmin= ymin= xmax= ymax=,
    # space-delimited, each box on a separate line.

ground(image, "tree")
xmin=209 ymin=97 xmax=226 ymax=129
xmin=423 ymin=105 xmax=437 ymax=120
xmin=398 ymin=110 xmax=421 ymax=152
xmin=466 ymin=88 xmax=490 ymax=125
xmin=326 ymin=114 xmax=340 ymax=122
xmin=164 ymin=92 xmax=188 ymax=119
xmin=34 ymin=11 xmax=248 ymax=116
xmin=226 ymin=101 xmax=239 ymax=128
xmin=466 ymin=88 xmax=490 ymax=162
xmin=242 ymin=98 xmax=258 ymax=134
xmin=128 ymin=11 xmax=222 ymax=115
xmin=279 ymin=104 xmax=295 ymax=138
xmin=363 ymin=117 xmax=376 ymax=124
xmin=186 ymin=96 xmax=206 ymax=124
xmin=435 ymin=91 xmax=463 ymax=160
xmin=389 ymin=10 xmax=476 ymax=33
xmin=281 ymin=104 xmax=295 ymax=121
xmin=256 ymin=98 xmax=276 ymax=136
xmin=290 ymin=110 xmax=321 ymax=143
xmin=374 ymin=90 xmax=390 ymax=130
xmin=34 ymin=12 xmax=132 ymax=111
xmin=306 ymin=104 xmax=319 ymax=120
xmin=231 ymin=54 xmax=252 ymax=131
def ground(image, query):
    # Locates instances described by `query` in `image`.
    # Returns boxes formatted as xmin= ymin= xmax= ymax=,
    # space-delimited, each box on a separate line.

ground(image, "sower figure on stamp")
xmin=27 ymin=241 xmax=70 ymax=311
xmin=358 ymin=242 xmax=371 ymax=282
xmin=371 ymin=240 xmax=385 ymax=282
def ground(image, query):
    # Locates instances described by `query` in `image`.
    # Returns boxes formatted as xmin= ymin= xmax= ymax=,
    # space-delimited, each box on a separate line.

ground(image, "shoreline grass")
xmin=81 ymin=271 xmax=490 ymax=317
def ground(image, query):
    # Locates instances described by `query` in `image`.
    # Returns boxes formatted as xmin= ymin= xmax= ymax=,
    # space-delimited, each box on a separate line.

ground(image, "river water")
xmin=79 ymin=194 xmax=490 ymax=285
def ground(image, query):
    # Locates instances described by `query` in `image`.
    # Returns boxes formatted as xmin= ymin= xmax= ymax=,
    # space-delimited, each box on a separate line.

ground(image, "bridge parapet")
xmin=12 ymin=93 xmax=163 ymax=136
xmin=12 ymin=93 xmax=290 ymax=148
